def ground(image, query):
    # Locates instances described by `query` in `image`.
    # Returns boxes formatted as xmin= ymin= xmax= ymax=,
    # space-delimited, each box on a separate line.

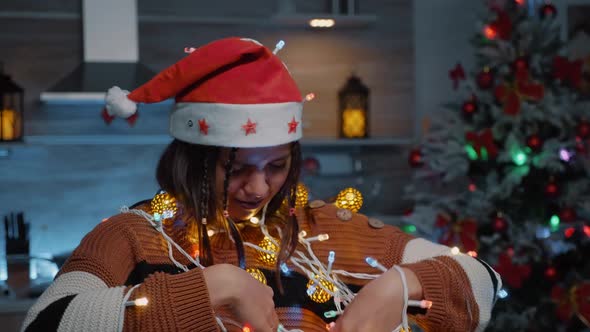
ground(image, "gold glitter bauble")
xmin=306 ymin=275 xmax=336 ymax=304
xmin=295 ymin=183 xmax=309 ymax=208
xmin=334 ymin=187 xmax=363 ymax=213
xmin=246 ymin=268 xmax=267 ymax=285
xmin=150 ymin=191 xmax=178 ymax=219
xmin=257 ymin=237 xmax=278 ymax=266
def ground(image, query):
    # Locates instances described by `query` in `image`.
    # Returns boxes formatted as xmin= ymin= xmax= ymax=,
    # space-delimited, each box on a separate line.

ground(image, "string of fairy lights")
xmin=119 ymin=185 xmax=432 ymax=332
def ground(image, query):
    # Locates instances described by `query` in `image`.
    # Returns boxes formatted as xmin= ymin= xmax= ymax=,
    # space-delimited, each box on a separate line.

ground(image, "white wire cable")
xmin=118 ymin=284 xmax=142 ymax=332
xmin=122 ymin=203 xmax=436 ymax=331
xmin=391 ymin=265 xmax=410 ymax=331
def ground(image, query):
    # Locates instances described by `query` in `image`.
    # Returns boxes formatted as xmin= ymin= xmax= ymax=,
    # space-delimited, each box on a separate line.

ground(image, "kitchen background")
xmin=1 ymin=0 xmax=588 ymax=330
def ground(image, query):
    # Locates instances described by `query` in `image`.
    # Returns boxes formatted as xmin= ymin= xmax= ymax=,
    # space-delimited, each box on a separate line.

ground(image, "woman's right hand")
xmin=203 ymin=264 xmax=279 ymax=332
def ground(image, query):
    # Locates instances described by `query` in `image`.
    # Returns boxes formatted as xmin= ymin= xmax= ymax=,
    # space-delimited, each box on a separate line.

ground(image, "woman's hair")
xmin=156 ymin=139 xmax=301 ymax=281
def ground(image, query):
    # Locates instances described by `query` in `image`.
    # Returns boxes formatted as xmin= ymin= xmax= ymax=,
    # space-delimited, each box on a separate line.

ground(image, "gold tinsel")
xmin=295 ymin=183 xmax=309 ymax=208
xmin=257 ymin=236 xmax=278 ymax=266
xmin=151 ymin=191 xmax=178 ymax=218
xmin=306 ymin=275 xmax=336 ymax=304
xmin=246 ymin=268 xmax=267 ymax=285
xmin=334 ymin=187 xmax=363 ymax=213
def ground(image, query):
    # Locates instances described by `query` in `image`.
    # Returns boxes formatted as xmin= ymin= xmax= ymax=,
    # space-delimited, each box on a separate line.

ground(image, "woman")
xmin=22 ymin=37 xmax=500 ymax=332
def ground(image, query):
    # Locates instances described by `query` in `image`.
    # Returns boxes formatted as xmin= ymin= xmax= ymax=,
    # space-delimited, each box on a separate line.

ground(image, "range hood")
xmin=41 ymin=0 xmax=155 ymax=104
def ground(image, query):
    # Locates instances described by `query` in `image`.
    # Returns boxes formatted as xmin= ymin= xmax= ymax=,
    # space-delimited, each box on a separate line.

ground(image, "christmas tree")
xmin=404 ymin=1 xmax=590 ymax=330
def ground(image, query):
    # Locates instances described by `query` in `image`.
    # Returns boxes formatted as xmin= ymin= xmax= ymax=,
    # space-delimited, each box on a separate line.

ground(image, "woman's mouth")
xmin=236 ymin=199 xmax=264 ymax=210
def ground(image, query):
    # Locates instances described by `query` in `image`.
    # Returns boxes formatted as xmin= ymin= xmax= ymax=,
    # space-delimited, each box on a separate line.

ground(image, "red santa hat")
xmin=102 ymin=37 xmax=304 ymax=147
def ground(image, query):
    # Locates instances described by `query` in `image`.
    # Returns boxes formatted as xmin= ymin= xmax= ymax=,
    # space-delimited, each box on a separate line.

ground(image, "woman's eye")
xmin=231 ymin=165 xmax=245 ymax=173
xmin=269 ymin=163 xmax=287 ymax=170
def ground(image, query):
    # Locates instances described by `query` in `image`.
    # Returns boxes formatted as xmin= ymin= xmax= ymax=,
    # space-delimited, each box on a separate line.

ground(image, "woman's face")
xmin=216 ymin=144 xmax=292 ymax=221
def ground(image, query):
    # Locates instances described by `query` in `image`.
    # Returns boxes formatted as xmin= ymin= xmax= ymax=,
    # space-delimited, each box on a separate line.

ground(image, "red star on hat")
xmin=288 ymin=117 xmax=299 ymax=134
xmin=198 ymin=118 xmax=209 ymax=135
xmin=242 ymin=118 xmax=257 ymax=135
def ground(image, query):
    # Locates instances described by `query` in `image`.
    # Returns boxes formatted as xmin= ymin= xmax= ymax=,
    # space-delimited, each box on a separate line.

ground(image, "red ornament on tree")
xmin=545 ymin=180 xmax=559 ymax=198
xmin=539 ymin=3 xmax=557 ymax=19
xmin=483 ymin=9 xmax=513 ymax=40
xmin=544 ymin=267 xmax=558 ymax=281
xmin=526 ymin=134 xmax=543 ymax=152
xmin=492 ymin=214 xmax=508 ymax=232
xmin=577 ymin=121 xmax=590 ymax=138
xmin=462 ymin=100 xmax=478 ymax=117
xmin=513 ymin=56 xmax=529 ymax=73
xmin=408 ymin=148 xmax=424 ymax=168
xmin=476 ymin=68 xmax=494 ymax=90
xmin=559 ymin=207 xmax=577 ymax=223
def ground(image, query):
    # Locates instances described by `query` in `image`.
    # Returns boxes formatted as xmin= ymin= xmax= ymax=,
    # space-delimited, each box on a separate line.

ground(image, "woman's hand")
xmin=330 ymin=267 xmax=422 ymax=332
xmin=203 ymin=264 xmax=279 ymax=332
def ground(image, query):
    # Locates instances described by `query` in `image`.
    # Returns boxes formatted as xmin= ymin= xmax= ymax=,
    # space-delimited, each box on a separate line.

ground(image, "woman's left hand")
xmin=330 ymin=267 xmax=421 ymax=332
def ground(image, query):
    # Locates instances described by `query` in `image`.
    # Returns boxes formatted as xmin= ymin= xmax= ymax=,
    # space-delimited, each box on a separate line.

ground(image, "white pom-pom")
xmin=104 ymin=86 xmax=137 ymax=118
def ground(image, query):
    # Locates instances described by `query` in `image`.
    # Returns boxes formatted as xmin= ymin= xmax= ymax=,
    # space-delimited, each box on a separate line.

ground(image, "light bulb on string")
xmin=559 ymin=148 xmax=573 ymax=162
xmin=464 ymin=144 xmax=479 ymax=161
xmin=512 ymin=149 xmax=528 ymax=166
xmin=549 ymin=215 xmax=560 ymax=231
xmin=402 ymin=224 xmax=417 ymax=234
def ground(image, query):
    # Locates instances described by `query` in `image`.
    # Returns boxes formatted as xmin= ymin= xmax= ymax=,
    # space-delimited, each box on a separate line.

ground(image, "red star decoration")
xmin=288 ymin=117 xmax=299 ymax=134
xmin=242 ymin=118 xmax=257 ymax=136
xmin=198 ymin=118 xmax=209 ymax=135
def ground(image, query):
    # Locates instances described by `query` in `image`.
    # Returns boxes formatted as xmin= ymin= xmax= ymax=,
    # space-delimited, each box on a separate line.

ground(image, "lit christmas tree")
xmin=404 ymin=1 xmax=590 ymax=330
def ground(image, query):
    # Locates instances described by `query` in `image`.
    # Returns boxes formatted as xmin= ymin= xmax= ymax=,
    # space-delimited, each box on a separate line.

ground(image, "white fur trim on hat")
xmin=170 ymin=102 xmax=303 ymax=148
xmin=104 ymin=86 xmax=137 ymax=118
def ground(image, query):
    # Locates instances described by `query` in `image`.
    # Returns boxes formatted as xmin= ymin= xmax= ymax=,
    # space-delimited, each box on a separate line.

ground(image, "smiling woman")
xmin=21 ymin=37 xmax=500 ymax=332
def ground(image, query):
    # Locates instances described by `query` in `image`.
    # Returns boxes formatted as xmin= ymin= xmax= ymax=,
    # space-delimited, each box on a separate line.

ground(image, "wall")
xmin=0 ymin=1 xmax=415 ymax=262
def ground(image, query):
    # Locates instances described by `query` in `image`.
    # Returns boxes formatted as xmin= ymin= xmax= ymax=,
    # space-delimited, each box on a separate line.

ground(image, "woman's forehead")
xmin=221 ymin=144 xmax=291 ymax=163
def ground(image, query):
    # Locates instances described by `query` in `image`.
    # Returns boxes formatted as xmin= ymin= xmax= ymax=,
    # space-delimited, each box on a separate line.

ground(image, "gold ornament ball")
xmin=246 ymin=268 xmax=267 ymax=285
xmin=306 ymin=275 xmax=336 ymax=304
xmin=151 ymin=191 xmax=178 ymax=218
xmin=295 ymin=183 xmax=309 ymax=208
xmin=257 ymin=237 xmax=278 ymax=266
xmin=335 ymin=187 xmax=363 ymax=213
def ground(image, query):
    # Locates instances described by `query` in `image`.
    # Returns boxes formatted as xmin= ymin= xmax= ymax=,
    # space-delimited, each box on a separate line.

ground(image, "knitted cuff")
xmin=167 ymin=268 xmax=219 ymax=331
xmin=399 ymin=260 xmax=447 ymax=328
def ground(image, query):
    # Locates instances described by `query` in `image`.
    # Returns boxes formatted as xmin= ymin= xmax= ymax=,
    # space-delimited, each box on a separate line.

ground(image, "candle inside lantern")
xmin=1 ymin=109 xmax=17 ymax=141
xmin=342 ymin=108 xmax=366 ymax=138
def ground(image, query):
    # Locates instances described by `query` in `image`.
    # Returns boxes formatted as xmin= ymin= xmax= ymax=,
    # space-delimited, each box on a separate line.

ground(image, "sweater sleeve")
xmin=21 ymin=214 xmax=219 ymax=332
xmin=385 ymin=237 xmax=502 ymax=332
xmin=304 ymin=203 xmax=500 ymax=332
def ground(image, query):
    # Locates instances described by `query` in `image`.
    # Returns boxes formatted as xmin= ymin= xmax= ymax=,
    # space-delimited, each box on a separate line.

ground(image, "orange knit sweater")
xmin=22 ymin=201 xmax=500 ymax=332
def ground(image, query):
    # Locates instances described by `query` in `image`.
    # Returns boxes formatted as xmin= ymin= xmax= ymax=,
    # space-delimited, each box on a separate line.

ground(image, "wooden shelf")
xmin=0 ymin=11 xmax=377 ymax=28
xmin=0 ymin=135 xmax=412 ymax=147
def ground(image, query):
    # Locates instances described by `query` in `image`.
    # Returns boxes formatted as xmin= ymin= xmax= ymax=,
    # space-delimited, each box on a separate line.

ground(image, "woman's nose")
xmin=243 ymin=169 xmax=269 ymax=198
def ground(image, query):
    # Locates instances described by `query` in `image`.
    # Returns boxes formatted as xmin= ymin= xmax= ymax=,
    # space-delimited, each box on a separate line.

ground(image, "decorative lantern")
xmin=306 ymin=274 xmax=336 ymax=303
xmin=295 ymin=183 xmax=309 ymax=207
xmin=335 ymin=187 xmax=363 ymax=212
xmin=0 ymin=65 xmax=24 ymax=142
xmin=150 ymin=190 xmax=178 ymax=219
xmin=246 ymin=268 xmax=267 ymax=285
xmin=338 ymin=75 xmax=369 ymax=138
xmin=257 ymin=236 xmax=278 ymax=266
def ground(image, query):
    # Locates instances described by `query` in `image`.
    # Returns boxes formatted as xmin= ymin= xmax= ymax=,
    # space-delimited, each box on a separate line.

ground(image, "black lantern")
xmin=0 ymin=65 xmax=24 ymax=142
xmin=338 ymin=75 xmax=369 ymax=138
